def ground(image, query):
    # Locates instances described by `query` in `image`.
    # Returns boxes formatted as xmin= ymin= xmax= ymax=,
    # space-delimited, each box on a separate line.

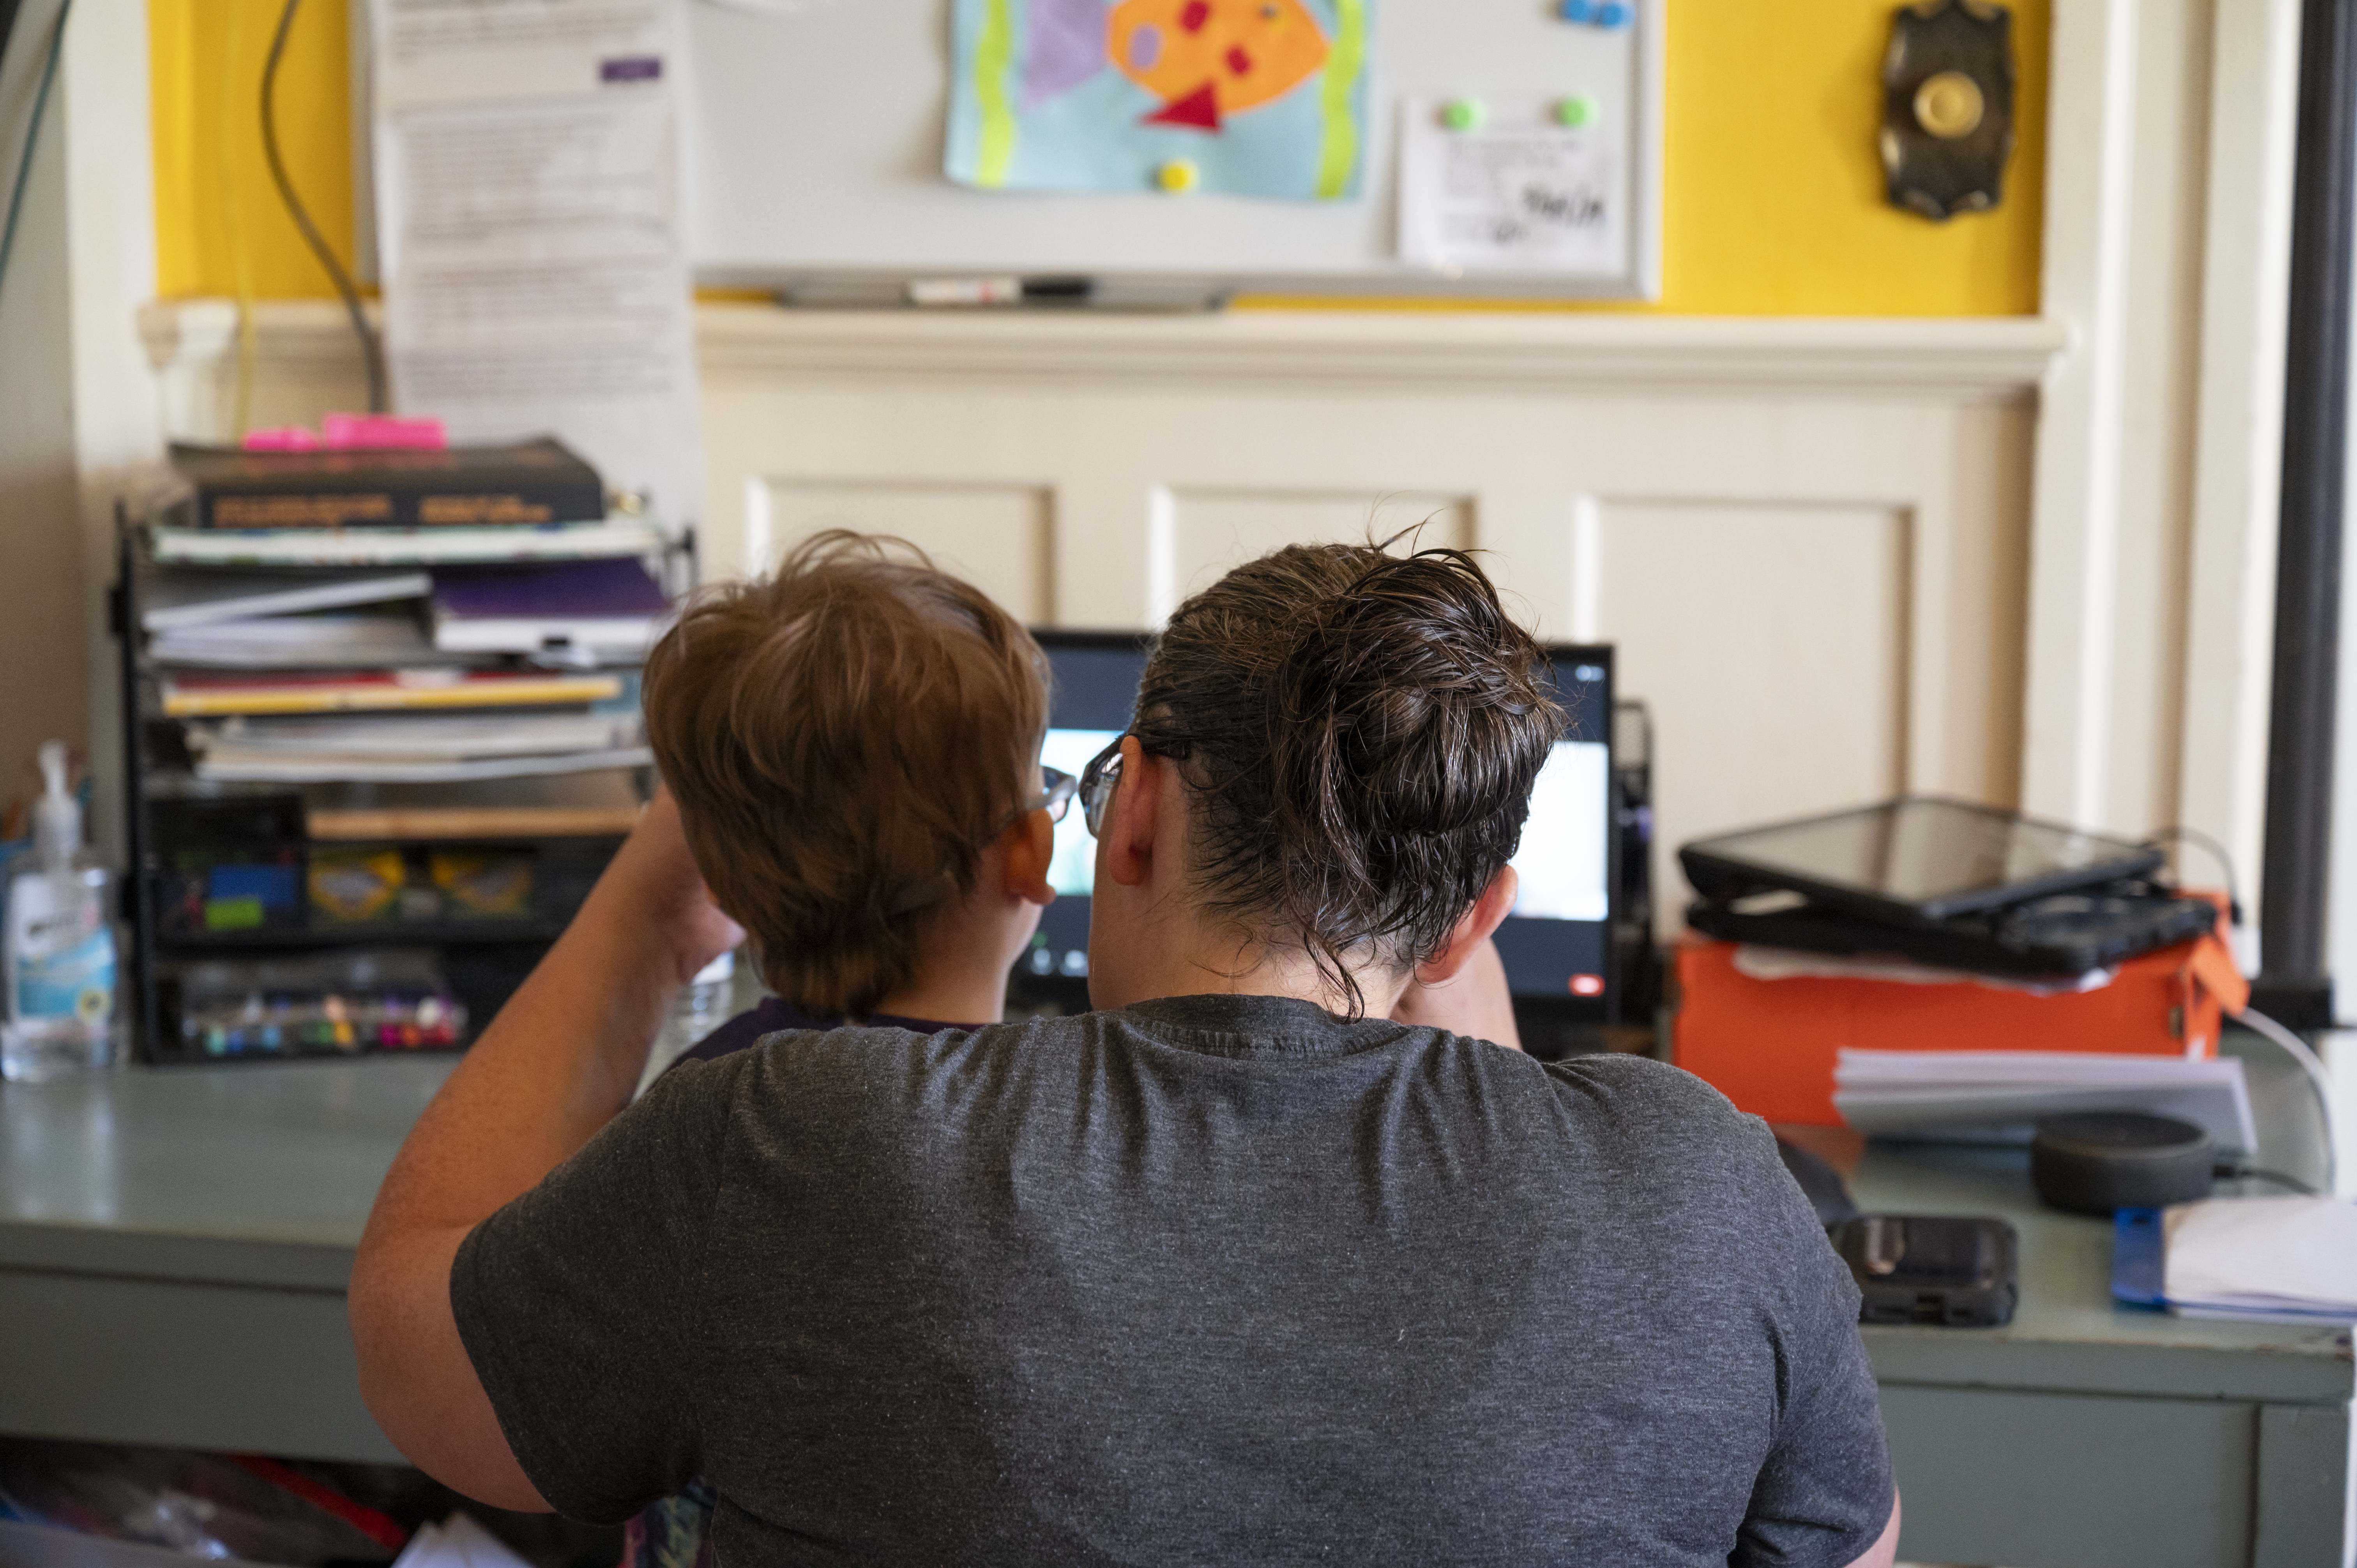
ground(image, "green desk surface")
xmin=0 ymin=1030 xmax=2347 ymax=1429
xmin=0 ymin=1056 xmax=454 ymax=1292
xmin=1852 ymin=1031 xmax=2355 ymax=1406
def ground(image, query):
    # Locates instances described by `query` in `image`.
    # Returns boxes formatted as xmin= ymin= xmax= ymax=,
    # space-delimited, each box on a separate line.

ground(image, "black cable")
xmin=260 ymin=0 xmax=386 ymax=413
xmin=2214 ymin=1164 xmax=2321 ymax=1195
xmin=0 ymin=0 xmax=69 ymax=309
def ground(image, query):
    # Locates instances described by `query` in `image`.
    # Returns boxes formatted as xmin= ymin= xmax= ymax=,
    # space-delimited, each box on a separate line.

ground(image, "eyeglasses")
xmin=1079 ymin=735 xmax=1126 ymax=838
xmin=1037 ymin=765 xmax=1078 ymax=825
xmin=887 ymin=763 xmax=1079 ymax=916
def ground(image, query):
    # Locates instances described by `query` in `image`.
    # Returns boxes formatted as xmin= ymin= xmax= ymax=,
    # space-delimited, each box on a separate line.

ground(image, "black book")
xmin=165 ymin=437 xmax=606 ymax=530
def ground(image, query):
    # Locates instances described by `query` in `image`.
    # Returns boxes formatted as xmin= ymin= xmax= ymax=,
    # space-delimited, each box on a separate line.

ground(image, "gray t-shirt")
xmin=452 ymin=994 xmax=1891 ymax=1566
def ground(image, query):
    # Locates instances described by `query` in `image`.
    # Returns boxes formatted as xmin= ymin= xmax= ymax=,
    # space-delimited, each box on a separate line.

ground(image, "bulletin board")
xmin=682 ymin=0 xmax=1664 ymax=299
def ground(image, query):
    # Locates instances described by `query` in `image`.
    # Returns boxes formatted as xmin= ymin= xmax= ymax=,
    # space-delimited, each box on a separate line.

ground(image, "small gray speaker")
xmin=2030 ymin=1113 xmax=2215 ymax=1216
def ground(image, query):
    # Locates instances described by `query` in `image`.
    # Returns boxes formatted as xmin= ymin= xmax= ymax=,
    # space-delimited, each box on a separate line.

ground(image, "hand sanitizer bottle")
xmin=3 ymin=743 xmax=118 ymax=1080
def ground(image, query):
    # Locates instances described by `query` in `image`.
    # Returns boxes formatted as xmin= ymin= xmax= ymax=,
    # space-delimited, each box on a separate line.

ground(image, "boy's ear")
xmin=999 ymin=806 xmax=1057 ymax=908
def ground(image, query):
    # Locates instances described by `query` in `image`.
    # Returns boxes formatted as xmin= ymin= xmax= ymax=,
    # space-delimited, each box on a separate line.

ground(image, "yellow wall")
xmin=150 ymin=0 xmax=2046 ymax=315
xmin=151 ymin=0 xmax=357 ymax=300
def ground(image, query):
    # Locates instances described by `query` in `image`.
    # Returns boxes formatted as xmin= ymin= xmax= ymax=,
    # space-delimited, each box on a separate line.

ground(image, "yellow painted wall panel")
xmin=150 ymin=0 xmax=357 ymax=301
xmin=149 ymin=0 xmax=2046 ymax=316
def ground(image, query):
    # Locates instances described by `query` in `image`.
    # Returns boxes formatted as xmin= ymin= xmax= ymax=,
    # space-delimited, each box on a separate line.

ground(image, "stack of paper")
xmin=142 ymin=567 xmax=432 ymax=630
xmin=161 ymin=667 xmax=622 ymax=718
xmin=187 ymin=714 xmax=650 ymax=782
xmin=149 ymin=613 xmax=442 ymax=669
xmin=149 ymin=516 xmax=666 ymax=567
xmin=2114 ymin=1198 xmax=2357 ymax=1323
xmin=144 ymin=568 xmax=442 ymax=668
xmin=1834 ymin=1049 xmax=2256 ymax=1154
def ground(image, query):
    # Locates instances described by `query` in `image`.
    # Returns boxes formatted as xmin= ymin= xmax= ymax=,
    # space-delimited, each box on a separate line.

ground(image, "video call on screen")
xmin=1024 ymin=641 xmax=1613 ymax=1006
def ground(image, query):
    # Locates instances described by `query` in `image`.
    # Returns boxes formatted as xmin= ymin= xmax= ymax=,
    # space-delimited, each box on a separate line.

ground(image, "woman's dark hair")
xmin=1133 ymin=540 xmax=1562 ymax=1017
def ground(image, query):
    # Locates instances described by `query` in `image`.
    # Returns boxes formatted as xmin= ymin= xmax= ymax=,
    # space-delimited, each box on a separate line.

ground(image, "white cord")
xmin=2230 ymin=1005 xmax=2343 ymax=1196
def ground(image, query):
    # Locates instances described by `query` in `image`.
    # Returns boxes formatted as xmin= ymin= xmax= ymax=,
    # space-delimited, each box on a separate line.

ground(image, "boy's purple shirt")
xmin=666 ymin=996 xmax=977 ymax=1072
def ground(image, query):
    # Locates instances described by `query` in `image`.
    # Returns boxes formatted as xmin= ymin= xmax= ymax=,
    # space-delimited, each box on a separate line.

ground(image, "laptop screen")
xmin=1021 ymin=634 xmax=1616 ymax=1020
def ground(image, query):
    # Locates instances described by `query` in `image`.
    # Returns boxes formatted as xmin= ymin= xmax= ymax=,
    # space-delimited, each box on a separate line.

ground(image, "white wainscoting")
xmin=141 ymin=301 xmax=2064 ymax=932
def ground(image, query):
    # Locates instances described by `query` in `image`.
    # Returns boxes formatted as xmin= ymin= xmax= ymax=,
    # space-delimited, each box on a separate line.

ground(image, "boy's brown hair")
xmin=642 ymin=531 xmax=1048 ymax=1017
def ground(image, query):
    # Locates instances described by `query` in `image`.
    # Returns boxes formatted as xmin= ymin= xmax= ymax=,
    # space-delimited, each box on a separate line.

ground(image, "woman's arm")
xmin=348 ymin=791 xmax=742 ymax=1507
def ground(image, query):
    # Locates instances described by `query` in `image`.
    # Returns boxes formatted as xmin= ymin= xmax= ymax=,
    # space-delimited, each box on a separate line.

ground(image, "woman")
xmin=351 ymin=542 xmax=1897 ymax=1567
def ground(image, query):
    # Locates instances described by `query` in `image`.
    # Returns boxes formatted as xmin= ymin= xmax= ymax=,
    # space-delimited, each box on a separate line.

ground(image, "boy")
xmin=641 ymin=530 xmax=1067 ymax=1063
xmin=624 ymin=530 xmax=1068 ymax=1564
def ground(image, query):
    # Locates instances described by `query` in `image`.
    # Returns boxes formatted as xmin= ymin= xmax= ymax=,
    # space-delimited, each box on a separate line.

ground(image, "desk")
xmin=0 ymin=1058 xmax=446 ymax=1464
xmin=2 ymin=1040 xmax=2350 ymax=1566
xmin=1854 ymin=1033 xmax=2354 ymax=1568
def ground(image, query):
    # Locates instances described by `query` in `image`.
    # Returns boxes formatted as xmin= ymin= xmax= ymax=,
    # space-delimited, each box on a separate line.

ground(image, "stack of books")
xmin=125 ymin=435 xmax=681 ymax=1063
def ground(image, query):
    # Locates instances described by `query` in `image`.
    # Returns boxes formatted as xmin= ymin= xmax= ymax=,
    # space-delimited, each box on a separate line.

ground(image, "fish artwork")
xmin=1018 ymin=0 xmax=1330 ymax=131
xmin=950 ymin=0 xmax=1370 ymax=199
xmin=1108 ymin=0 xmax=1331 ymax=130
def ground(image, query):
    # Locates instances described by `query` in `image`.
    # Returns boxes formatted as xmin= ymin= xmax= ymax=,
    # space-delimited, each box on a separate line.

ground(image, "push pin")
xmin=1156 ymin=158 xmax=1200 ymax=193
xmin=1557 ymin=0 xmax=1593 ymax=18
xmin=1441 ymin=97 xmax=1485 ymax=132
xmin=1554 ymin=94 xmax=1595 ymax=128
xmin=1595 ymin=0 xmax=1631 ymax=26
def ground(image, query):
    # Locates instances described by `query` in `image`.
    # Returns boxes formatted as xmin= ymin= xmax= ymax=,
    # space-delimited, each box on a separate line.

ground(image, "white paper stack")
xmin=1834 ymin=1049 xmax=2257 ymax=1155
xmin=149 ymin=613 xmax=442 ymax=669
xmin=2164 ymin=1195 xmax=2357 ymax=1323
xmin=187 ymin=713 xmax=649 ymax=783
xmin=142 ymin=567 xmax=433 ymax=630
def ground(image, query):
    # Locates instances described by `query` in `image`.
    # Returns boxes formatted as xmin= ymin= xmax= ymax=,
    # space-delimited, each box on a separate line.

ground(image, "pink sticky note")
xmin=323 ymin=413 xmax=447 ymax=450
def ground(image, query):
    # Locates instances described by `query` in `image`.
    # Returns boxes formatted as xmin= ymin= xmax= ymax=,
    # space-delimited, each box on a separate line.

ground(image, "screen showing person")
xmin=1042 ymin=726 xmax=1123 ymax=897
xmin=1020 ymin=637 xmax=1614 ymax=1014
xmin=1489 ymin=652 xmax=1615 ymax=1010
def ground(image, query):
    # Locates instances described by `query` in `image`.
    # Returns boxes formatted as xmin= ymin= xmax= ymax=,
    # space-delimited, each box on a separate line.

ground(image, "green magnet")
xmin=1441 ymin=98 xmax=1485 ymax=132
xmin=1555 ymin=95 xmax=1595 ymax=128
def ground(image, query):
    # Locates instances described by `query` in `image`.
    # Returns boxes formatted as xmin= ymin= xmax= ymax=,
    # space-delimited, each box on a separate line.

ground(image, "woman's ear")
xmin=1102 ymin=736 xmax=1167 ymax=889
xmin=1417 ymin=865 xmax=1518 ymax=986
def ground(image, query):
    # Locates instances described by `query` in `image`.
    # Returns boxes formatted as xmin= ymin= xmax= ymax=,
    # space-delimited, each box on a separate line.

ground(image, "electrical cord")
xmin=2143 ymin=824 xmax=2243 ymax=924
xmin=2212 ymin=1163 xmax=2320 ymax=1195
xmin=260 ymin=0 xmax=385 ymax=412
xmin=2230 ymin=1004 xmax=2342 ymax=1196
xmin=0 ymin=0 xmax=69 ymax=309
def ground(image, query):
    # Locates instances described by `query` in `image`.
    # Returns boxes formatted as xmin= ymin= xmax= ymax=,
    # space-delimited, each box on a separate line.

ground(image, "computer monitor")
xmin=1016 ymin=632 xmax=1617 ymax=1024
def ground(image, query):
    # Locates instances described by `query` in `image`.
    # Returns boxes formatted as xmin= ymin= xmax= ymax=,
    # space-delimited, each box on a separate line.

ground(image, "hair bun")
xmin=1272 ymin=550 xmax=1553 ymax=839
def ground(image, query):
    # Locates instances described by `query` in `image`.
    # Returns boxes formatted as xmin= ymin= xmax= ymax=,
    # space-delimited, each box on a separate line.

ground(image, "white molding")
xmin=138 ymin=298 xmax=2068 ymax=406
xmin=60 ymin=0 xmax=161 ymax=865
xmin=2020 ymin=0 xmax=2140 ymax=829
xmin=2179 ymin=0 xmax=2300 ymax=925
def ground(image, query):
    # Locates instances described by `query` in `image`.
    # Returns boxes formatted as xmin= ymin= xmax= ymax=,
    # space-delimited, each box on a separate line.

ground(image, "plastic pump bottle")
xmin=2 ymin=743 xmax=118 ymax=1079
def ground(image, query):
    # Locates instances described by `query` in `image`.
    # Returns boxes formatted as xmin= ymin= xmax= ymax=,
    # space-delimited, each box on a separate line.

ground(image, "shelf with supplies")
xmin=111 ymin=447 xmax=693 ymax=1066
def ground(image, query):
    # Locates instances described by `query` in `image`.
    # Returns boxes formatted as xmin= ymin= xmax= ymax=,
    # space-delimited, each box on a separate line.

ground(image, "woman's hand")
xmin=1390 ymin=935 xmax=1522 ymax=1051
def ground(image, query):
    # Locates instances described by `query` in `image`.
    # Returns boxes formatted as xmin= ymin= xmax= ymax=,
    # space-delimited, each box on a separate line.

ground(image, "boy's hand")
xmin=608 ymin=789 xmax=745 ymax=986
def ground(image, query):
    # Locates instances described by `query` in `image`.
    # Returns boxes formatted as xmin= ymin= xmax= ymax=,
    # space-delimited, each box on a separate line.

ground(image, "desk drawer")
xmin=0 ymin=1271 xmax=399 ymax=1465
xmin=1881 ymin=1384 xmax=2255 ymax=1568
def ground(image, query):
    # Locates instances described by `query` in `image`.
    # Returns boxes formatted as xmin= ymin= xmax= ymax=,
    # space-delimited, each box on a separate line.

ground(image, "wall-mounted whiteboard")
xmin=681 ymin=0 xmax=1663 ymax=298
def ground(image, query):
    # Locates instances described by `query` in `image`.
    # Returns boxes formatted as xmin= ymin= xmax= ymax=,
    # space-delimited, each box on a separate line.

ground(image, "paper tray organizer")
xmin=1672 ymin=920 xmax=2248 ymax=1127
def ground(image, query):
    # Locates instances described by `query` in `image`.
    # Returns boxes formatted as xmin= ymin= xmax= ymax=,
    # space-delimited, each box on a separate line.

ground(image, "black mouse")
xmin=1777 ymin=1137 xmax=1860 ymax=1228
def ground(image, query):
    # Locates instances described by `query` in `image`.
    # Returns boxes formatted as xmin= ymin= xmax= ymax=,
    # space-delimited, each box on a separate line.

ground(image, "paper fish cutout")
xmin=1109 ymin=0 xmax=1331 ymax=131
xmin=1025 ymin=0 xmax=1114 ymax=107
